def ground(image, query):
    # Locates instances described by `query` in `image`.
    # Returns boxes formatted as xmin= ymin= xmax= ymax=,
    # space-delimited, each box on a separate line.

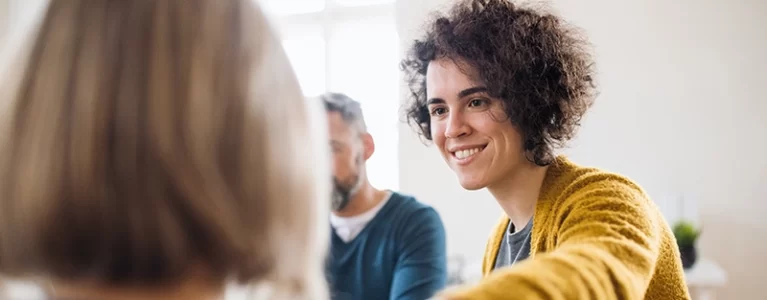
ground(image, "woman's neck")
xmin=487 ymin=161 xmax=549 ymax=230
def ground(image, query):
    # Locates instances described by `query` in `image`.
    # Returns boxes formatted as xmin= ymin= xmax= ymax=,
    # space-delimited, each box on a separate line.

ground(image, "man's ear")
xmin=360 ymin=132 xmax=375 ymax=161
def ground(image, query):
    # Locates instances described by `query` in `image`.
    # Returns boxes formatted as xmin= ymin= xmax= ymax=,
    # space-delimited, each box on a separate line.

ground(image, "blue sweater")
xmin=327 ymin=192 xmax=447 ymax=300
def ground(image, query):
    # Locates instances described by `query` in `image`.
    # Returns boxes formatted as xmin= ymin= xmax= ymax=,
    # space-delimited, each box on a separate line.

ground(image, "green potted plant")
xmin=672 ymin=220 xmax=701 ymax=269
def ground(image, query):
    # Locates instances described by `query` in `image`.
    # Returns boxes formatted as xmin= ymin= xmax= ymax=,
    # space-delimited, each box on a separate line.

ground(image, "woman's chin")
xmin=457 ymin=175 xmax=487 ymax=191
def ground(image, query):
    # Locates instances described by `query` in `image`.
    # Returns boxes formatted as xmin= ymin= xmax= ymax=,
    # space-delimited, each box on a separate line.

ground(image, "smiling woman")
xmin=401 ymin=1 xmax=689 ymax=299
xmin=421 ymin=59 xmax=528 ymax=191
xmin=402 ymin=0 xmax=596 ymax=167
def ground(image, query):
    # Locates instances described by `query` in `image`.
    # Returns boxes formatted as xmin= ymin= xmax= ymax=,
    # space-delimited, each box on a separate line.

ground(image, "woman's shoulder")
xmin=544 ymin=156 xmax=651 ymax=207
xmin=538 ymin=156 xmax=664 ymax=241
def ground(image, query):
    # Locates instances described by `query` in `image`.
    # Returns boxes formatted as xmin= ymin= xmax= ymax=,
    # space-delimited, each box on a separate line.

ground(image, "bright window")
xmin=260 ymin=0 xmax=325 ymax=16
xmin=260 ymin=0 xmax=400 ymax=191
xmin=282 ymin=37 xmax=326 ymax=97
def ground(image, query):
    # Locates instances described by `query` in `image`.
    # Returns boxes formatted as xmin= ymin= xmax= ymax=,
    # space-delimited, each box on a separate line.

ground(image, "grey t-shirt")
xmin=494 ymin=219 xmax=533 ymax=269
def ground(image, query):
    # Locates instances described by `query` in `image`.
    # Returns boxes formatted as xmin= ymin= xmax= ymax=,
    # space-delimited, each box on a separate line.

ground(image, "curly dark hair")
xmin=401 ymin=0 xmax=597 ymax=166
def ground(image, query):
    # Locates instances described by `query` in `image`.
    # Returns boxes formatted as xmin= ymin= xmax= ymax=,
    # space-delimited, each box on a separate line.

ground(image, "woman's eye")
xmin=430 ymin=107 xmax=447 ymax=116
xmin=469 ymin=99 xmax=486 ymax=107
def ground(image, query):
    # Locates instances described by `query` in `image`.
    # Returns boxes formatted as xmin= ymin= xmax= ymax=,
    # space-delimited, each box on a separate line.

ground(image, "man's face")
xmin=327 ymin=111 xmax=365 ymax=211
xmin=425 ymin=58 xmax=526 ymax=190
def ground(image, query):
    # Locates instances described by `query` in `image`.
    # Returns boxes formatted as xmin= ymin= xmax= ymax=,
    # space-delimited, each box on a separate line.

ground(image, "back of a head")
xmin=0 ymin=0 xmax=330 ymax=299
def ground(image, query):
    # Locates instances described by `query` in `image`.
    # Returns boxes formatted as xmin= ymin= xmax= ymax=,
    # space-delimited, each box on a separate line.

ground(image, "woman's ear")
xmin=361 ymin=132 xmax=375 ymax=161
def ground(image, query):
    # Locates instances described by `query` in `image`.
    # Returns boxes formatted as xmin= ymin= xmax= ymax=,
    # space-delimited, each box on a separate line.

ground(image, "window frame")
xmin=262 ymin=0 xmax=401 ymax=190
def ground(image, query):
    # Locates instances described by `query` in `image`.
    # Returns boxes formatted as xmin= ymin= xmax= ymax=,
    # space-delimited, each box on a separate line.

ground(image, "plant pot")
xmin=679 ymin=245 xmax=697 ymax=269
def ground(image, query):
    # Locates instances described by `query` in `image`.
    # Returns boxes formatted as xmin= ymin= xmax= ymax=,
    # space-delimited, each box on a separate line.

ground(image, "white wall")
xmin=396 ymin=0 xmax=767 ymax=298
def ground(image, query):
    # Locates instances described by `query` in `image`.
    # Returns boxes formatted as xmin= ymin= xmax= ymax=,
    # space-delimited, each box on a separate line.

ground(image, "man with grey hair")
xmin=321 ymin=92 xmax=447 ymax=300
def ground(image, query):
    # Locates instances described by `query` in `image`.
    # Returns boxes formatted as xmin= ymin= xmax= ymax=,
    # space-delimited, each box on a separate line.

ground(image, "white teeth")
xmin=454 ymin=147 xmax=483 ymax=159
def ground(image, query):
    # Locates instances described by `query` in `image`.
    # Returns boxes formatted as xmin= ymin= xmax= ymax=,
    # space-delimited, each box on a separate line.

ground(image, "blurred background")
xmin=2 ymin=0 xmax=765 ymax=299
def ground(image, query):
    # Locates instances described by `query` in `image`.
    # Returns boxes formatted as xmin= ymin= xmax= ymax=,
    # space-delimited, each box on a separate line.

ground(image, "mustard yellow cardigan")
xmin=442 ymin=156 xmax=690 ymax=300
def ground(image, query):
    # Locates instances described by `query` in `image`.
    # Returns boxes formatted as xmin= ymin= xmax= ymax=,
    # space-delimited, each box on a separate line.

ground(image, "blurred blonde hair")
xmin=0 ymin=0 xmax=330 ymax=299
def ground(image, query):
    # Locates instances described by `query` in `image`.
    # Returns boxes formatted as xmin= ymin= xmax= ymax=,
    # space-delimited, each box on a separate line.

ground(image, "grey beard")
xmin=331 ymin=174 xmax=360 ymax=211
xmin=331 ymin=187 xmax=351 ymax=211
xmin=331 ymin=154 xmax=364 ymax=212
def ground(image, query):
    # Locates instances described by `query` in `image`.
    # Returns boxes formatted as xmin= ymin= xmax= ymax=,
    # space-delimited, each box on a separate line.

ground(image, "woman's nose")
xmin=444 ymin=113 xmax=470 ymax=139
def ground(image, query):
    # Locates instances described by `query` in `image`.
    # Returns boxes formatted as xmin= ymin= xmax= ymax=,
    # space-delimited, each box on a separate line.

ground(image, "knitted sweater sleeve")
xmin=440 ymin=180 xmax=664 ymax=300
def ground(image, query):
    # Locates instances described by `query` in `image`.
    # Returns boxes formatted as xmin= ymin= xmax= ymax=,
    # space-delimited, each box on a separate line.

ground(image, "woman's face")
xmin=425 ymin=58 xmax=527 ymax=190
